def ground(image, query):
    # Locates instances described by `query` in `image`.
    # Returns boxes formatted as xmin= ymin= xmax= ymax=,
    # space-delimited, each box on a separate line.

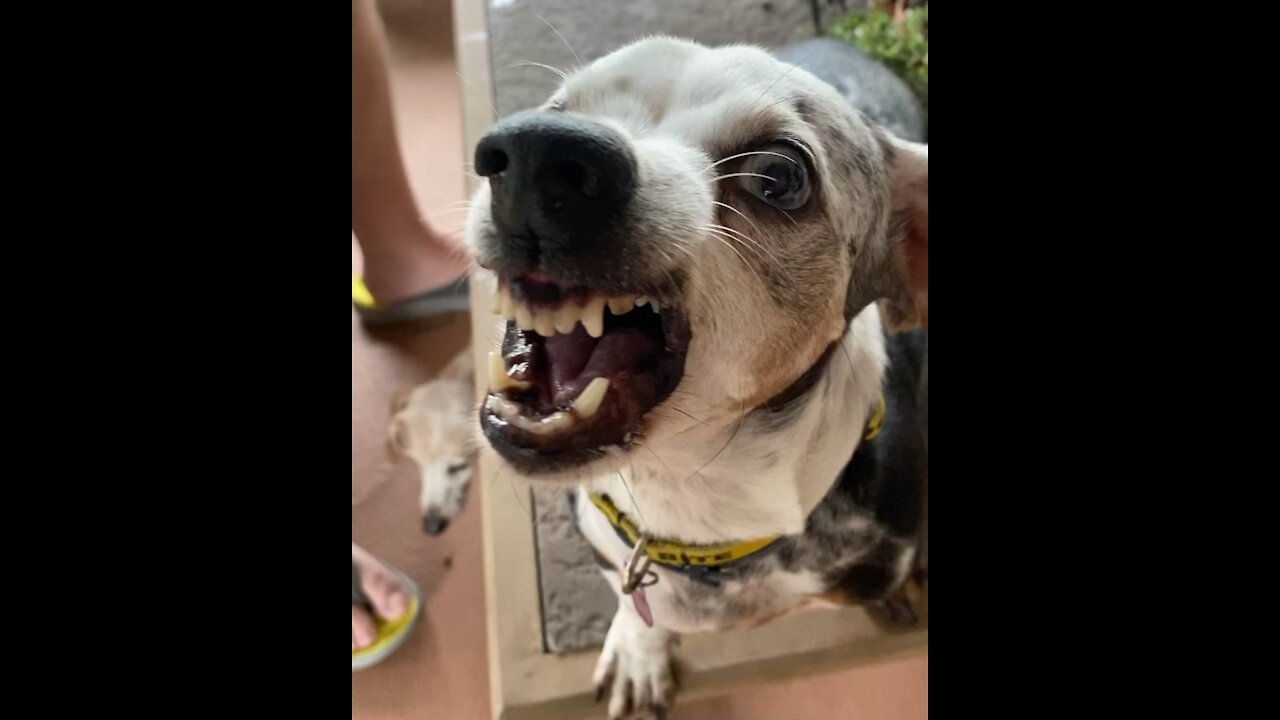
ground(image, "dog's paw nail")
xmin=652 ymin=703 xmax=668 ymax=720
xmin=594 ymin=686 xmax=605 ymax=703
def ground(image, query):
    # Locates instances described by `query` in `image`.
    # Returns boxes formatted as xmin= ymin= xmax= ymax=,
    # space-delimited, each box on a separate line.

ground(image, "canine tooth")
xmin=649 ymin=299 xmax=661 ymax=312
xmin=636 ymin=296 xmax=649 ymax=307
xmin=582 ymin=296 xmax=607 ymax=338
xmin=554 ymin=304 xmax=579 ymax=334
xmin=608 ymin=297 xmax=635 ymax=315
xmin=515 ymin=302 xmax=534 ymax=331
xmin=488 ymin=352 xmax=531 ymax=392
xmin=534 ymin=311 xmax=556 ymax=337
xmin=487 ymin=351 xmax=505 ymax=387
xmin=572 ymin=377 xmax=610 ymax=418
xmin=490 ymin=290 xmax=502 ymax=315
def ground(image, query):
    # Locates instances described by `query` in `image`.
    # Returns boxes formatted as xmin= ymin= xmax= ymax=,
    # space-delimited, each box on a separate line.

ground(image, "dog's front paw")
xmin=592 ymin=607 xmax=677 ymax=720
xmin=870 ymin=574 xmax=927 ymax=627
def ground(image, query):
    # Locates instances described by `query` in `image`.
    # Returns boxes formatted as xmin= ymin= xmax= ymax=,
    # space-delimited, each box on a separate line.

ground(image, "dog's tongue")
xmin=544 ymin=329 xmax=595 ymax=391
xmin=544 ymin=324 xmax=663 ymax=406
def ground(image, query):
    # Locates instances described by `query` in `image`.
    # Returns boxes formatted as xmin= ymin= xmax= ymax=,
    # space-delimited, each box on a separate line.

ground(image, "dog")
xmin=387 ymin=347 xmax=478 ymax=536
xmin=466 ymin=37 xmax=928 ymax=718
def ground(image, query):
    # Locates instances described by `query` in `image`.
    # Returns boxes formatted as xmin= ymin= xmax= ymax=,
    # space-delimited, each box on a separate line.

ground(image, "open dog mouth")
xmin=481 ymin=272 xmax=690 ymax=473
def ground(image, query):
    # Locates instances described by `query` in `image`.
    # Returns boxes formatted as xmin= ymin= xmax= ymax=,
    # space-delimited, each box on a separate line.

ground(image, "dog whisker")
xmin=706 ymin=223 xmax=784 ymax=270
xmin=535 ymin=12 xmax=584 ymax=70
xmin=711 ymin=201 xmax=763 ymax=237
xmin=661 ymin=241 xmax=696 ymax=264
xmin=454 ymin=71 xmax=500 ymax=120
xmin=704 ymin=150 xmax=798 ymax=172
xmin=644 ymin=446 xmax=674 ymax=475
xmin=682 ymin=382 xmax=747 ymax=482
xmin=666 ymin=405 xmax=709 ymax=426
xmin=704 ymin=226 xmax=773 ymax=269
xmin=619 ymin=461 xmax=650 ymax=528
xmin=427 ymin=206 xmax=476 ymax=221
xmin=650 ymin=244 xmax=678 ymax=267
xmin=666 ymin=236 xmax=696 ymax=255
xmin=705 ymin=233 xmax=785 ymax=288
xmin=432 ymin=199 xmax=476 ymax=209
xmin=496 ymin=464 xmax=533 ymax=522
xmin=439 ymin=244 xmax=472 ymax=266
xmin=705 ymin=222 xmax=752 ymax=242
xmin=709 ymin=172 xmax=779 ymax=184
xmin=756 ymin=48 xmax=819 ymax=102
xmin=507 ymin=60 xmax=569 ymax=80
xmin=705 ymin=229 xmax=772 ymax=293
xmin=769 ymin=205 xmax=800 ymax=227
xmin=703 ymin=227 xmax=759 ymax=264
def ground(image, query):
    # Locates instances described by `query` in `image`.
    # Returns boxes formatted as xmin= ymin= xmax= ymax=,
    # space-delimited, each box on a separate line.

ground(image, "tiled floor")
xmin=351 ymin=2 xmax=926 ymax=717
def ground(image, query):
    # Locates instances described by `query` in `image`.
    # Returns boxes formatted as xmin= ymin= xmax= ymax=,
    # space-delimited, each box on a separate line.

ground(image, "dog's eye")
xmin=738 ymin=143 xmax=810 ymax=210
xmin=446 ymin=462 xmax=470 ymax=475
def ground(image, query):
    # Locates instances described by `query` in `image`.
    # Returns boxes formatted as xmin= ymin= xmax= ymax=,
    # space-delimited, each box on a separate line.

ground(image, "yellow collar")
xmin=587 ymin=491 xmax=780 ymax=569
xmin=865 ymin=394 xmax=886 ymax=440
xmin=588 ymin=397 xmax=887 ymax=574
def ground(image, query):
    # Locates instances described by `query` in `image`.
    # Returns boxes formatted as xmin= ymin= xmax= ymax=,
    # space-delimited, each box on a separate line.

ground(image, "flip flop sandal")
xmin=352 ymin=274 xmax=470 ymax=325
xmin=352 ymin=560 xmax=423 ymax=671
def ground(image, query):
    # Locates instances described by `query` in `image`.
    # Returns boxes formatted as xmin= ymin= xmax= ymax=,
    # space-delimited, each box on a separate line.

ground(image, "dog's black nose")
xmin=475 ymin=111 xmax=636 ymax=265
xmin=422 ymin=514 xmax=450 ymax=536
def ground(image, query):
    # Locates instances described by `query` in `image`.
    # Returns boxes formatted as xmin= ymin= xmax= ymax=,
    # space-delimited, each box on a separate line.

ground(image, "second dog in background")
xmin=387 ymin=348 xmax=479 ymax=536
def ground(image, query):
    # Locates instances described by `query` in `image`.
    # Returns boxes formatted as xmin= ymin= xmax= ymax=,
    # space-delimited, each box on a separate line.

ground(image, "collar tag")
xmin=622 ymin=535 xmax=657 ymax=595
xmin=632 ymin=584 xmax=655 ymax=627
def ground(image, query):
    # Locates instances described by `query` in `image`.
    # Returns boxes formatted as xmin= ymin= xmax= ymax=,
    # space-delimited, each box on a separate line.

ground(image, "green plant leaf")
xmin=828 ymin=4 xmax=929 ymax=105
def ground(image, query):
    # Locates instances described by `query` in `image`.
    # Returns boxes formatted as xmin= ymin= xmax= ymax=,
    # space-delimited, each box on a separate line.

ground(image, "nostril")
xmin=555 ymin=160 xmax=597 ymax=197
xmin=477 ymin=147 xmax=509 ymax=176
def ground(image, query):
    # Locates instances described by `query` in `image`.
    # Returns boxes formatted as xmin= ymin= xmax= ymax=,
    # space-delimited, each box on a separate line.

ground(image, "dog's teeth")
xmin=534 ymin=311 xmax=556 ymax=337
xmin=649 ymin=299 xmax=661 ymax=312
xmin=572 ymin=377 xmax=609 ymax=418
xmin=545 ymin=411 xmax=575 ymax=432
xmin=508 ymin=414 xmax=536 ymax=433
xmin=554 ymin=304 xmax=579 ymax=334
xmin=583 ymin=296 xmax=606 ymax=338
xmin=488 ymin=352 xmax=531 ymax=392
xmin=484 ymin=393 xmax=523 ymax=420
xmin=513 ymin=410 xmax=574 ymax=436
xmin=635 ymin=296 xmax=649 ymax=307
xmin=515 ymin=302 xmax=534 ymax=331
xmin=608 ymin=297 xmax=635 ymax=315
xmin=487 ymin=351 xmax=505 ymax=388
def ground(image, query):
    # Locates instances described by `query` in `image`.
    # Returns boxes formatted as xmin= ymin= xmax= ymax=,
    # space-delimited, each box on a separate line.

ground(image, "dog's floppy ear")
xmin=386 ymin=390 xmax=413 ymax=462
xmin=845 ymin=134 xmax=929 ymax=329
xmin=880 ymin=137 xmax=928 ymax=331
